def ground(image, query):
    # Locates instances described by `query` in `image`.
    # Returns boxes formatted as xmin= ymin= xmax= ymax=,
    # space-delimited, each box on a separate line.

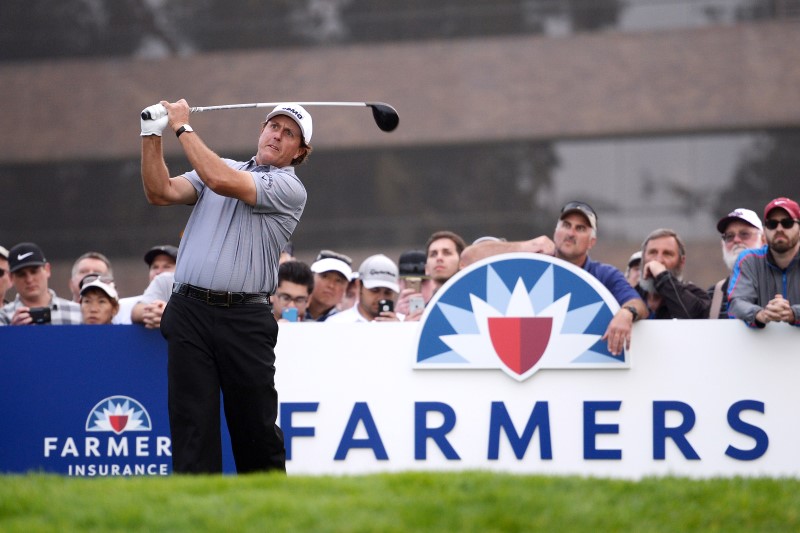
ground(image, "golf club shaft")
xmin=142 ymin=101 xmax=398 ymax=132
xmin=190 ymin=102 xmax=373 ymax=113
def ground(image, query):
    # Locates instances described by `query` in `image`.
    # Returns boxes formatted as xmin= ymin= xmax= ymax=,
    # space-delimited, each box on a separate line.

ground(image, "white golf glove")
xmin=140 ymin=104 xmax=168 ymax=137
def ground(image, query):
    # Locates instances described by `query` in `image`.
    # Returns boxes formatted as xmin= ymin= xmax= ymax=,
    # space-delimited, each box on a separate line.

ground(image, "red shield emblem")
xmin=488 ymin=317 xmax=553 ymax=375
xmin=109 ymin=415 xmax=128 ymax=434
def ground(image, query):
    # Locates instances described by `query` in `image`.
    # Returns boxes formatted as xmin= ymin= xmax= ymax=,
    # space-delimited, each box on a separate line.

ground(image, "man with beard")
xmin=637 ymin=228 xmax=710 ymax=319
xmin=708 ymin=209 xmax=765 ymax=319
xmin=728 ymin=197 xmax=800 ymax=328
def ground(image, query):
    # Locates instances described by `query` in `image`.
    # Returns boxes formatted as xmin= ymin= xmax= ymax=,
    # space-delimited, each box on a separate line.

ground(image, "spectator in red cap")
xmin=707 ymin=208 xmax=765 ymax=319
xmin=728 ymin=197 xmax=800 ymax=327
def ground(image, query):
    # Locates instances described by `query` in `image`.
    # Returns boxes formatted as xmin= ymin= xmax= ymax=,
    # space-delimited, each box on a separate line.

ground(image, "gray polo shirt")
xmin=175 ymin=158 xmax=306 ymax=293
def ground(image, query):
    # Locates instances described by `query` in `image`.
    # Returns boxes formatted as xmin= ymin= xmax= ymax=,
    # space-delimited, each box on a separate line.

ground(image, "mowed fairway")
xmin=1 ymin=472 xmax=798 ymax=532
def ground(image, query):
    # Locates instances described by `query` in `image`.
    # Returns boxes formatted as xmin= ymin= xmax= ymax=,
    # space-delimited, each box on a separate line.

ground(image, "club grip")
xmin=141 ymin=110 xmax=152 ymax=120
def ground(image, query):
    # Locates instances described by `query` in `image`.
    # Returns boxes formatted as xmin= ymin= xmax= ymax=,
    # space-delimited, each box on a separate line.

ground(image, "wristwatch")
xmin=624 ymin=305 xmax=639 ymax=322
xmin=175 ymin=124 xmax=194 ymax=137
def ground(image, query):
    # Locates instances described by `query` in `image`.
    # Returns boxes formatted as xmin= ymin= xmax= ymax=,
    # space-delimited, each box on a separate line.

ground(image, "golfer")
xmin=140 ymin=98 xmax=312 ymax=474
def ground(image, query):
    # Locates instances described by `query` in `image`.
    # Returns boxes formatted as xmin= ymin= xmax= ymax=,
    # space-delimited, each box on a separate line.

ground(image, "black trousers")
xmin=160 ymin=293 xmax=285 ymax=474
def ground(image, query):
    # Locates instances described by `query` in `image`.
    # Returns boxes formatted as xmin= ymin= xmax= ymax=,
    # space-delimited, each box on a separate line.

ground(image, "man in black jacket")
xmin=637 ymin=228 xmax=710 ymax=319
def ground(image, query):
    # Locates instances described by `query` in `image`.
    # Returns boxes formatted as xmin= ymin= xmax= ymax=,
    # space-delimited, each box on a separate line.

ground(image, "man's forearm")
xmin=141 ymin=137 xmax=173 ymax=205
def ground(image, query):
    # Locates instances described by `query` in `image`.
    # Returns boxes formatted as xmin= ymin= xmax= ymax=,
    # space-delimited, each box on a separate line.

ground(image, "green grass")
xmin=1 ymin=472 xmax=798 ymax=532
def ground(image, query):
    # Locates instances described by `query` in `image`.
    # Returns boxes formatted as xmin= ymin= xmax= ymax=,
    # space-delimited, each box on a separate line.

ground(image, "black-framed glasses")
xmin=276 ymin=293 xmax=308 ymax=305
xmin=764 ymin=218 xmax=798 ymax=230
xmin=79 ymin=272 xmax=114 ymax=289
xmin=721 ymin=229 xmax=758 ymax=243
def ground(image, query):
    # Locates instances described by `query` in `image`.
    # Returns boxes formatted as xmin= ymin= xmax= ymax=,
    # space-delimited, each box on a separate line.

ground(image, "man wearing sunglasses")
xmin=707 ymin=208 xmax=765 ymax=319
xmin=728 ymin=197 xmax=800 ymax=328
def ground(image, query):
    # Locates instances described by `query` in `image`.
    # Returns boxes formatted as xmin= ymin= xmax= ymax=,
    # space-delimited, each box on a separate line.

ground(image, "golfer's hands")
xmin=161 ymin=99 xmax=191 ymax=133
xmin=141 ymin=104 xmax=168 ymax=136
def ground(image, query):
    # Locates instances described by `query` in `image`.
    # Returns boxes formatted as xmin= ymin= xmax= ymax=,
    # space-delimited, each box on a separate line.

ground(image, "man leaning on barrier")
xmin=460 ymin=201 xmax=646 ymax=356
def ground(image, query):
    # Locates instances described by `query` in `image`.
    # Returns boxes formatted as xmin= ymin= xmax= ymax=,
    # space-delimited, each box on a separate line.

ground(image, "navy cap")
xmin=144 ymin=245 xmax=178 ymax=266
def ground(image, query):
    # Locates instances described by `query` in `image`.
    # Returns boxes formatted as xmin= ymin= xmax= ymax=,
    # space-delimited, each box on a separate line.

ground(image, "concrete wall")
xmin=1 ymin=21 xmax=799 ymax=164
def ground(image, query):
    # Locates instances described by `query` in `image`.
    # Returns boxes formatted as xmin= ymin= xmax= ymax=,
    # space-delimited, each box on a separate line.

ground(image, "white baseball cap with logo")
xmin=358 ymin=254 xmax=399 ymax=293
xmin=265 ymin=103 xmax=313 ymax=144
xmin=716 ymin=208 xmax=763 ymax=233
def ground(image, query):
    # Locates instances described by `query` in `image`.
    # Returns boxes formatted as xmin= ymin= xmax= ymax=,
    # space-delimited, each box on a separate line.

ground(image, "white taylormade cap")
xmin=265 ymin=103 xmax=313 ymax=144
xmin=358 ymin=254 xmax=399 ymax=293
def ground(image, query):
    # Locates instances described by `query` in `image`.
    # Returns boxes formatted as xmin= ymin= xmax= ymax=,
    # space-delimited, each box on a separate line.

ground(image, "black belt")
xmin=172 ymin=282 xmax=271 ymax=307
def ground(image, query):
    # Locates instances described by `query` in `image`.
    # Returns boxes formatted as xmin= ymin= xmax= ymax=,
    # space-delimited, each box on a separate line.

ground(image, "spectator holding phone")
xmin=326 ymin=254 xmax=402 ymax=323
xmin=0 ymin=242 xmax=81 ymax=326
xmin=79 ymin=275 xmax=120 ymax=325
xmin=395 ymin=249 xmax=430 ymax=321
xmin=271 ymin=260 xmax=313 ymax=322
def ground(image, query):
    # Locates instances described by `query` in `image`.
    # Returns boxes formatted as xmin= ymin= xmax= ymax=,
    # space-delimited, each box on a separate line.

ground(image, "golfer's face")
xmin=256 ymin=115 xmax=304 ymax=168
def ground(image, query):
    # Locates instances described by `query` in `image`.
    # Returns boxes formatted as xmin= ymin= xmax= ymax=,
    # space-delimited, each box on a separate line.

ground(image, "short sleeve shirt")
xmin=176 ymin=158 xmax=306 ymax=293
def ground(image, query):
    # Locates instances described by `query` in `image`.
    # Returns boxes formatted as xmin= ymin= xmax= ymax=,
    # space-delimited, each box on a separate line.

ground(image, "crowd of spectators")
xmin=2 ymin=196 xmax=799 ymax=331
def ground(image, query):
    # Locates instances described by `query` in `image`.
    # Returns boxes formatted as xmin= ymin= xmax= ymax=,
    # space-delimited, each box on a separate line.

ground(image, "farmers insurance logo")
xmin=86 ymin=396 xmax=153 ymax=434
xmin=414 ymin=253 xmax=628 ymax=381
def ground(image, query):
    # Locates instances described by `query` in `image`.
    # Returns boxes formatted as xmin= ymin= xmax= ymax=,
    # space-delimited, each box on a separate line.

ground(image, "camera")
xmin=378 ymin=299 xmax=394 ymax=314
xmin=29 ymin=307 xmax=51 ymax=325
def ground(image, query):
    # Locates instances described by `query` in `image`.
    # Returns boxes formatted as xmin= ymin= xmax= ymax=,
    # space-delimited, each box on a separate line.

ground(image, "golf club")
xmin=142 ymin=101 xmax=399 ymax=133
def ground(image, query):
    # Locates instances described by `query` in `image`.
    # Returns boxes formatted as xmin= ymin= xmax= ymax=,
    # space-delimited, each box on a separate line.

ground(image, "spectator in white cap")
xmin=305 ymin=250 xmax=353 ymax=321
xmin=79 ymin=274 xmax=120 ymax=325
xmin=327 ymin=254 xmax=402 ymax=323
xmin=707 ymin=208 xmax=765 ymax=319
xmin=0 ymin=242 xmax=81 ymax=326
xmin=0 ymin=245 xmax=11 ymax=304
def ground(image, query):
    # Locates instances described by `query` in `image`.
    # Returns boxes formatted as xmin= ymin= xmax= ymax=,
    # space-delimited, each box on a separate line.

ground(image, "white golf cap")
xmin=716 ymin=208 xmax=763 ymax=233
xmin=265 ymin=103 xmax=313 ymax=143
xmin=310 ymin=257 xmax=352 ymax=280
xmin=80 ymin=278 xmax=119 ymax=302
xmin=358 ymin=254 xmax=399 ymax=293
